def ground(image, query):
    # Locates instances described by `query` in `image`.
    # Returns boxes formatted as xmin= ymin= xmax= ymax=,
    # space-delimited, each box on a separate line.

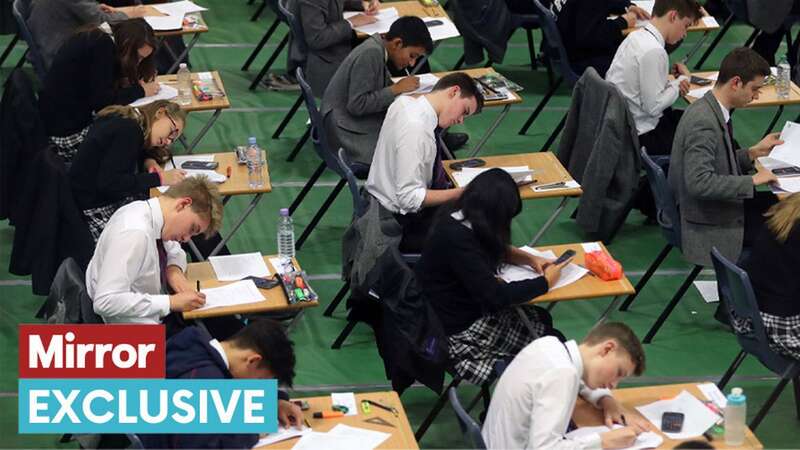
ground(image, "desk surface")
xmin=119 ymin=6 xmax=209 ymax=36
xmin=445 ymin=152 xmax=582 ymax=200
xmin=685 ymin=71 xmax=800 ymax=107
xmin=150 ymin=152 xmax=272 ymax=197
xmin=435 ymin=67 xmax=523 ymax=107
xmin=573 ymin=383 xmax=763 ymax=449
xmin=528 ymin=242 xmax=635 ymax=304
xmin=354 ymin=1 xmax=448 ymax=38
xmin=156 ymin=71 xmax=231 ymax=112
xmin=255 ymin=391 xmax=418 ymax=449
xmin=183 ymin=255 xmax=318 ymax=319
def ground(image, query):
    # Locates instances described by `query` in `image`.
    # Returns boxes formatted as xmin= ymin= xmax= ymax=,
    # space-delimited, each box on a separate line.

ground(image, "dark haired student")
xmin=140 ymin=319 xmax=303 ymax=449
xmin=321 ymin=16 xmax=434 ymax=165
xmin=416 ymin=169 xmax=568 ymax=385
xmin=39 ymin=18 xmax=159 ymax=161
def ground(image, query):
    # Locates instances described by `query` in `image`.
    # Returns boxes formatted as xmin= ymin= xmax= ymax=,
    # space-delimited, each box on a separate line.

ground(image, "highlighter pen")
xmin=312 ymin=410 xmax=344 ymax=419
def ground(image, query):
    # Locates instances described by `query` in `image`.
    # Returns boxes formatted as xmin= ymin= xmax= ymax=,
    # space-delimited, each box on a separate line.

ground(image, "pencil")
xmin=196 ymin=280 xmax=200 ymax=292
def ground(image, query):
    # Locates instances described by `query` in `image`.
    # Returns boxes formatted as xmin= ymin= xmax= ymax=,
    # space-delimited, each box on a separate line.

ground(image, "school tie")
xmin=431 ymin=131 xmax=452 ymax=189
xmin=726 ymin=120 xmax=741 ymax=175
xmin=156 ymin=239 xmax=168 ymax=289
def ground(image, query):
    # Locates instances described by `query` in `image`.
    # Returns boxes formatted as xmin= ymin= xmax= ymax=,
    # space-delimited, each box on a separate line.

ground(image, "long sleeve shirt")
xmin=86 ymin=198 xmax=187 ymax=324
xmin=366 ymin=95 xmax=438 ymax=214
xmin=482 ymin=337 xmax=613 ymax=450
xmin=552 ymin=0 xmax=631 ymax=63
xmin=605 ymin=23 xmax=681 ymax=135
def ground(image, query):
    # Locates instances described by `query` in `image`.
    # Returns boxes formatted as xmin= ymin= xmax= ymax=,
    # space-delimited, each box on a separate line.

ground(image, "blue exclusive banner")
xmin=19 ymin=379 xmax=278 ymax=434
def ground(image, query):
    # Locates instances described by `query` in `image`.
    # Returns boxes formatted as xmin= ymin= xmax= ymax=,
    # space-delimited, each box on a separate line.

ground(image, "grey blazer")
xmin=668 ymin=91 xmax=755 ymax=266
xmin=296 ymin=0 xmax=363 ymax=96
xmin=320 ymin=34 xmax=394 ymax=164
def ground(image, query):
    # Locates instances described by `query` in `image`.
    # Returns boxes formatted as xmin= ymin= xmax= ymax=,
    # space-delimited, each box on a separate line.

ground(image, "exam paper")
xmin=153 ymin=0 xmax=207 ymax=17
xmin=693 ymin=280 xmax=719 ymax=304
xmin=635 ymin=390 xmax=720 ymax=440
xmin=129 ymin=84 xmax=178 ymax=107
xmin=566 ymin=425 xmax=662 ymax=450
xmin=498 ymin=246 xmax=589 ymax=290
xmin=423 ymin=17 xmax=460 ymax=41
xmin=209 ymin=252 xmax=271 ymax=281
xmin=582 ymin=242 xmax=603 ymax=253
xmin=253 ymin=425 xmax=310 ymax=447
xmin=328 ymin=424 xmax=390 ymax=449
xmin=158 ymin=155 xmax=225 ymax=192
xmin=767 ymin=121 xmax=800 ymax=167
xmin=291 ymin=431 xmax=365 ymax=450
xmin=702 ymin=16 xmax=720 ymax=27
xmin=343 ymin=8 xmax=398 ymax=35
xmin=330 ymin=392 xmax=358 ymax=416
xmin=775 ymin=176 xmax=800 ymax=193
xmin=687 ymin=85 xmax=713 ymax=99
xmin=143 ymin=15 xmax=183 ymax=31
xmin=451 ymin=166 xmax=533 ymax=187
xmin=196 ymin=280 xmax=265 ymax=311
xmin=391 ymin=73 xmax=440 ymax=95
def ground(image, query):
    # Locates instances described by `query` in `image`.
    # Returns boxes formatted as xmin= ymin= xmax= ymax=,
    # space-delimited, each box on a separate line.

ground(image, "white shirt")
xmin=365 ymin=95 xmax=438 ymax=214
xmin=86 ymin=198 xmax=187 ymax=324
xmin=482 ymin=336 xmax=613 ymax=450
xmin=208 ymin=339 xmax=230 ymax=369
xmin=715 ymin=95 xmax=731 ymax=123
xmin=606 ymin=23 xmax=681 ymax=135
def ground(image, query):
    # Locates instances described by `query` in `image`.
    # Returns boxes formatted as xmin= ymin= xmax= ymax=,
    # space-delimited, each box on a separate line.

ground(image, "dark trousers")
xmin=752 ymin=1 xmax=800 ymax=66
xmin=639 ymin=108 xmax=684 ymax=156
xmin=395 ymin=206 xmax=439 ymax=253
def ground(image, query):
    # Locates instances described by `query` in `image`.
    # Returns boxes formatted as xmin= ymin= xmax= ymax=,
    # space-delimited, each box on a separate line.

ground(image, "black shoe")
xmin=443 ymin=132 xmax=469 ymax=151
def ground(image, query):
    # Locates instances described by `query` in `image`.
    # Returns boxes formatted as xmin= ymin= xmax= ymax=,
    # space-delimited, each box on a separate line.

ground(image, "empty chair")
xmin=11 ymin=0 xmax=47 ymax=80
xmin=448 ymin=386 xmax=487 ymax=449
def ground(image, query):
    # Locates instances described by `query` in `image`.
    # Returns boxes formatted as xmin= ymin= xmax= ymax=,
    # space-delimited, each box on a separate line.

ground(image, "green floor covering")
xmin=0 ymin=0 xmax=798 ymax=447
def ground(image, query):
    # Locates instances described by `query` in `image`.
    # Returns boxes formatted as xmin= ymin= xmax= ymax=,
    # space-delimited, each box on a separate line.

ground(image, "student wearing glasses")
xmin=69 ymin=100 xmax=188 ymax=241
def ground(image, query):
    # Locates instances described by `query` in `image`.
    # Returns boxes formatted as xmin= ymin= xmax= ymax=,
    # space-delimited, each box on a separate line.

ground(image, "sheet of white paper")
xmin=129 ymin=84 xmax=178 ymax=107
xmin=631 ymin=1 xmax=654 ymax=15
xmin=254 ymin=426 xmax=311 ymax=447
xmin=330 ymin=392 xmax=358 ymax=416
xmin=531 ymin=179 xmax=581 ymax=192
xmin=143 ymin=15 xmax=184 ymax=31
xmin=636 ymin=390 xmax=721 ymax=440
xmin=693 ymin=280 xmax=719 ymax=303
xmin=768 ymin=121 xmax=800 ymax=167
xmin=165 ymin=154 xmax=215 ymax=170
xmin=291 ymin=431 xmax=365 ymax=450
xmin=582 ymin=242 xmax=603 ymax=253
xmin=196 ymin=280 xmax=265 ymax=311
xmin=775 ymin=176 xmax=800 ymax=193
xmin=344 ymin=8 xmax=398 ymax=35
xmin=269 ymin=257 xmax=297 ymax=275
xmin=343 ymin=7 xmax=396 ymax=20
xmin=499 ymin=246 xmax=589 ymax=290
xmin=153 ymin=0 xmax=207 ymax=17
xmin=688 ymin=85 xmax=713 ymax=98
xmin=423 ymin=17 xmax=460 ymax=40
xmin=156 ymin=169 xmax=226 ymax=192
xmin=566 ymin=425 xmax=663 ymax=450
xmin=328 ymin=424 xmax=390 ymax=449
xmin=452 ymin=166 xmax=533 ymax=187
xmin=697 ymin=382 xmax=728 ymax=408
xmin=208 ymin=252 xmax=271 ymax=281
xmin=702 ymin=16 xmax=720 ymax=27
xmin=391 ymin=73 xmax=440 ymax=95
xmin=157 ymin=155 xmax=224 ymax=192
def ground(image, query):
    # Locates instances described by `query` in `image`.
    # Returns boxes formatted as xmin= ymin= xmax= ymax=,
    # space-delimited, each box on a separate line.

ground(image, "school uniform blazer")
xmin=668 ymin=91 xmax=755 ymax=267
xmin=296 ymin=0 xmax=363 ymax=96
xmin=320 ymin=34 xmax=394 ymax=164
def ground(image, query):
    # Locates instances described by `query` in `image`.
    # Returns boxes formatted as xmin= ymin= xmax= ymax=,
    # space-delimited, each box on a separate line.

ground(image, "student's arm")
xmin=529 ymin=369 xmax=603 ymax=449
xmin=163 ymin=240 xmax=189 ymax=293
xmin=67 ymin=0 xmax=127 ymax=24
xmin=343 ymin=0 xmax=365 ymax=10
xmin=91 ymin=229 xmax=171 ymax=320
xmin=88 ymin=35 xmax=146 ymax=111
xmin=421 ymin=187 xmax=463 ymax=207
xmin=297 ymin=0 xmax=354 ymax=51
xmin=94 ymin=121 xmax=161 ymax=201
xmin=345 ymin=50 xmax=396 ymax=116
xmin=608 ymin=0 xmax=632 ymax=14
xmin=578 ymin=381 xmax=613 ymax=407
xmin=393 ymin=122 xmax=435 ymax=213
xmin=638 ymin=48 xmax=680 ymax=117
xmin=683 ymin=123 xmax=755 ymax=200
xmin=573 ymin=1 xmax=627 ymax=51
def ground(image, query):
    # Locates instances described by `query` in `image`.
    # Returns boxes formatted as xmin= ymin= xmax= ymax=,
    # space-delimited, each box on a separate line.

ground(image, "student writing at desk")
xmin=321 ymin=16 xmax=433 ymax=165
xmin=86 ymin=177 xmax=222 ymax=329
xmin=606 ymin=0 xmax=703 ymax=156
xmin=69 ymin=100 xmax=187 ymax=240
xmin=39 ymin=18 xmax=159 ymax=161
xmin=141 ymin=319 xmax=302 ymax=449
xmin=365 ymin=73 xmax=483 ymax=252
xmin=416 ymin=169 xmax=568 ymax=385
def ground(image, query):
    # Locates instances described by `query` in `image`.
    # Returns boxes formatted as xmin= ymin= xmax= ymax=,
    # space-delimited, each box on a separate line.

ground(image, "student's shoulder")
xmin=105 ymin=202 xmax=153 ymax=235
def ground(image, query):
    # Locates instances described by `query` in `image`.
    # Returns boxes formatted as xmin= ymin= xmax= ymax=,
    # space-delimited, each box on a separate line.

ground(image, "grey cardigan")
xmin=28 ymin=0 xmax=127 ymax=72
xmin=320 ymin=34 xmax=394 ymax=165
xmin=296 ymin=0 xmax=363 ymax=96
xmin=668 ymin=91 xmax=755 ymax=266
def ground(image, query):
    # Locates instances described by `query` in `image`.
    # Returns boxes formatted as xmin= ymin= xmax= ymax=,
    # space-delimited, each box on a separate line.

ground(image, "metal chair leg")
xmin=619 ymin=244 xmax=673 ymax=311
xmin=248 ymin=33 xmax=289 ymax=90
xmin=415 ymin=377 xmax=462 ymax=442
xmin=295 ymin=179 xmax=346 ymax=250
xmin=717 ymin=350 xmax=747 ymax=391
xmin=14 ymin=48 xmax=28 ymax=69
xmin=330 ymin=319 xmax=358 ymax=349
xmin=242 ymin=17 xmax=280 ymax=71
xmin=324 ymin=281 xmax=350 ymax=317
xmin=526 ymin=28 xmax=537 ymax=70
xmin=541 ymin=112 xmax=567 ymax=151
xmin=744 ymin=28 xmax=760 ymax=48
xmin=694 ymin=13 xmax=734 ymax=70
xmin=286 ymin=125 xmax=311 ymax=162
xmin=452 ymin=54 xmax=465 ymax=70
xmin=0 ymin=33 xmax=19 ymax=67
xmin=250 ymin=0 xmax=267 ymax=21
xmin=750 ymin=376 xmax=792 ymax=431
xmin=643 ymin=265 xmax=703 ymax=343
xmin=518 ymin=77 xmax=562 ymax=135
xmin=288 ymin=162 xmax=326 ymax=214
xmin=273 ymin=94 xmax=304 ymax=139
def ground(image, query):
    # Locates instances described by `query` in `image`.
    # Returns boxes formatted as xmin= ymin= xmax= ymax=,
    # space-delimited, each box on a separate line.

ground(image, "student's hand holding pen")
xmin=347 ymin=13 xmax=377 ymax=27
xmin=600 ymin=426 xmax=642 ymax=449
xmin=391 ymin=75 xmax=420 ymax=94
xmin=169 ymin=291 xmax=206 ymax=312
xmin=362 ymin=0 xmax=380 ymax=15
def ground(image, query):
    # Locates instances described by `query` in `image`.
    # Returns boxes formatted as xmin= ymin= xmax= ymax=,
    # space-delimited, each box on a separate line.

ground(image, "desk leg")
xmin=286 ymin=309 xmax=305 ymax=334
xmin=515 ymin=305 xmax=539 ymax=336
xmin=411 ymin=41 xmax=439 ymax=75
xmin=528 ymin=197 xmax=570 ymax=246
xmin=208 ymin=193 xmax=264 ymax=257
xmin=184 ymin=109 xmax=223 ymax=154
xmin=682 ymin=30 xmax=710 ymax=65
xmin=763 ymin=105 xmax=784 ymax=137
xmin=468 ymin=104 xmax=510 ymax=158
xmin=596 ymin=295 xmax=622 ymax=324
xmin=166 ymin=34 xmax=202 ymax=74
xmin=187 ymin=239 xmax=204 ymax=261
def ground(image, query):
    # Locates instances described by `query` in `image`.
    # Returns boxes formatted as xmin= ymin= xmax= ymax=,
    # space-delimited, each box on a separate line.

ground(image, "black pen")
xmin=170 ymin=154 xmax=177 ymax=170
xmin=196 ymin=280 xmax=200 ymax=292
xmin=620 ymin=414 xmax=627 ymax=426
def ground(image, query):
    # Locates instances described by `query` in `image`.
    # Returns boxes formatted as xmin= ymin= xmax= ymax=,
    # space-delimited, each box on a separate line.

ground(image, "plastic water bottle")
xmin=277 ymin=208 xmax=295 ymax=261
xmin=176 ymin=63 xmax=192 ymax=106
xmin=724 ymin=387 xmax=747 ymax=446
xmin=246 ymin=136 xmax=264 ymax=188
xmin=777 ymin=55 xmax=791 ymax=99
